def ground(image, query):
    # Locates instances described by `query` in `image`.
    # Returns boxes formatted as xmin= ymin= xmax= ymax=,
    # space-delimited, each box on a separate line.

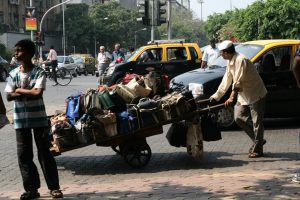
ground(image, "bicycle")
xmin=42 ymin=62 xmax=73 ymax=86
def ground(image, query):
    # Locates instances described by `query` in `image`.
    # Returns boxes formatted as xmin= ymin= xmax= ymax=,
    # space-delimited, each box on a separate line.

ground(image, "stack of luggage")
xmin=49 ymin=71 xmax=199 ymax=153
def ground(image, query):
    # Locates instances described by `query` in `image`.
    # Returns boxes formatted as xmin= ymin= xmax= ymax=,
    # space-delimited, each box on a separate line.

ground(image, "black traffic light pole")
xmin=137 ymin=0 xmax=168 ymax=40
xmin=167 ymin=0 xmax=171 ymax=40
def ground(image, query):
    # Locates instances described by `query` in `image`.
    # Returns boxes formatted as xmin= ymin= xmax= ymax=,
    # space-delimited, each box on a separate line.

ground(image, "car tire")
xmin=216 ymin=106 xmax=235 ymax=130
xmin=72 ymin=73 xmax=77 ymax=77
xmin=0 ymin=68 xmax=7 ymax=82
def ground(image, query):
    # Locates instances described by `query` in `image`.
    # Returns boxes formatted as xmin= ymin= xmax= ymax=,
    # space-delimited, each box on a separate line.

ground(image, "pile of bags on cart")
xmin=49 ymin=71 xmax=221 ymax=154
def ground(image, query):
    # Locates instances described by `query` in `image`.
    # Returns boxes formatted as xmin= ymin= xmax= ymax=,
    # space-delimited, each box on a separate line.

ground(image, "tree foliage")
xmin=63 ymin=4 xmax=92 ymax=54
xmin=204 ymin=0 xmax=300 ymax=42
xmin=55 ymin=1 xmax=207 ymax=55
xmin=157 ymin=7 xmax=206 ymax=46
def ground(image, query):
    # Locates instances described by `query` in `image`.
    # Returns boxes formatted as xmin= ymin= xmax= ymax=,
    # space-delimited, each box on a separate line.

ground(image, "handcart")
xmin=50 ymin=99 xmax=224 ymax=169
xmin=51 ymin=124 xmax=164 ymax=168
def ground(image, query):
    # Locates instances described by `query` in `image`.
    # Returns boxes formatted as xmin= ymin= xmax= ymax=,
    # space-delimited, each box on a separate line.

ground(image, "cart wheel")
xmin=111 ymin=146 xmax=121 ymax=155
xmin=122 ymin=141 xmax=152 ymax=168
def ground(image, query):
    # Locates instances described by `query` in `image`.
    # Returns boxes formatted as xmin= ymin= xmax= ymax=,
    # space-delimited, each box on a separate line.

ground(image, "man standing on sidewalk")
xmin=4 ymin=39 xmax=63 ymax=199
xmin=46 ymin=45 xmax=58 ymax=86
xmin=291 ymin=45 xmax=300 ymax=183
xmin=209 ymin=40 xmax=267 ymax=158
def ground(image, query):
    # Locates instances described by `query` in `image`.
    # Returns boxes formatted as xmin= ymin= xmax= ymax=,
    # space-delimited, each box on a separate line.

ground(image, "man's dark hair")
xmin=15 ymin=39 xmax=35 ymax=58
xmin=222 ymin=44 xmax=236 ymax=54
xmin=210 ymin=38 xmax=216 ymax=44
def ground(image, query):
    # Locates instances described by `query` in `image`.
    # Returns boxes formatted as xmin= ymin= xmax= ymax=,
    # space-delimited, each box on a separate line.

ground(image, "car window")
xmin=257 ymin=46 xmax=292 ymax=72
xmin=57 ymin=57 xmax=64 ymax=63
xmin=137 ymin=48 xmax=162 ymax=62
xmin=69 ymin=57 xmax=74 ymax=63
xmin=167 ymin=47 xmax=186 ymax=61
xmin=235 ymin=44 xmax=264 ymax=59
xmin=189 ymin=47 xmax=198 ymax=61
xmin=127 ymin=47 xmax=142 ymax=62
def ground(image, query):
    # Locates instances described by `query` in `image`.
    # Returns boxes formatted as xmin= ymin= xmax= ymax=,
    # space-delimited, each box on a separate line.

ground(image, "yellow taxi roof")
xmin=244 ymin=39 xmax=300 ymax=46
xmin=144 ymin=43 xmax=199 ymax=49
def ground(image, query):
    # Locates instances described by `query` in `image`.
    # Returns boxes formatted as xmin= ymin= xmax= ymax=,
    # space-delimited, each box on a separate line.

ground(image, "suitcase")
xmin=137 ymin=98 xmax=160 ymax=127
xmin=114 ymin=84 xmax=138 ymax=104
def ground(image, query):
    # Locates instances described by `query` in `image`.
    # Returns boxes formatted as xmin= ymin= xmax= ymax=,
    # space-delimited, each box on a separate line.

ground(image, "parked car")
xmin=70 ymin=54 xmax=96 ymax=76
xmin=70 ymin=55 xmax=87 ymax=76
xmin=102 ymin=39 xmax=203 ymax=86
xmin=57 ymin=56 xmax=77 ymax=77
xmin=170 ymin=39 xmax=300 ymax=129
xmin=0 ymin=56 xmax=10 ymax=82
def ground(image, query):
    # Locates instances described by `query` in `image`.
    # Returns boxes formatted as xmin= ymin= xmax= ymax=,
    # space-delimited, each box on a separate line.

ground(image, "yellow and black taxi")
xmin=171 ymin=39 xmax=300 ymax=129
xmin=103 ymin=39 xmax=202 ymax=86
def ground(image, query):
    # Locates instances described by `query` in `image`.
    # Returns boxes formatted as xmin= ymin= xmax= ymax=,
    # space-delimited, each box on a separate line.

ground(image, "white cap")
xmin=218 ymin=40 xmax=233 ymax=51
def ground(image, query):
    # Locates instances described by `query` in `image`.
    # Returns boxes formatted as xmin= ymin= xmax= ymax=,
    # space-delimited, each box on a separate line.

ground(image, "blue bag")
xmin=66 ymin=94 xmax=82 ymax=125
xmin=117 ymin=111 xmax=138 ymax=134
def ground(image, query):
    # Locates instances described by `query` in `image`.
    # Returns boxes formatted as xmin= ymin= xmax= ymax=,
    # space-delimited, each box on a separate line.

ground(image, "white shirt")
xmin=211 ymin=53 xmax=267 ymax=105
xmin=47 ymin=49 xmax=57 ymax=61
xmin=97 ymin=52 xmax=111 ymax=64
xmin=202 ymin=46 xmax=220 ymax=66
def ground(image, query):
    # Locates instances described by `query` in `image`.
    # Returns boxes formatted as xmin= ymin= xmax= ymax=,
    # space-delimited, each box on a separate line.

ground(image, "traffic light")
xmin=157 ymin=0 xmax=167 ymax=25
xmin=137 ymin=0 xmax=150 ymax=26
xmin=35 ymin=31 xmax=41 ymax=42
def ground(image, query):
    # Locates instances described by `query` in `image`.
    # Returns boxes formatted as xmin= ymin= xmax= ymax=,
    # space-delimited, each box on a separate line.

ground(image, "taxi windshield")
xmin=126 ymin=47 xmax=142 ymax=62
xmin=209 ymin=44 xmax=264 ymax=68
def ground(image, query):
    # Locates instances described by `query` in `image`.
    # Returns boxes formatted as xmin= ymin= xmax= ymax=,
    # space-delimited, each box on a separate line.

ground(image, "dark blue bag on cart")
xmin=66 ymin=93 xmax=84 ymax=125
xmin=117 ymin=111 xmax=138 ymax=134
xmin=127 ymin=104 xmax=141 ymax=130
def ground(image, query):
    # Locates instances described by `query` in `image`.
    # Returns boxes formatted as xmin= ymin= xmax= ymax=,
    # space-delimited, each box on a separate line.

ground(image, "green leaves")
xmin=205 ymin=0 xmax=300 ymax=42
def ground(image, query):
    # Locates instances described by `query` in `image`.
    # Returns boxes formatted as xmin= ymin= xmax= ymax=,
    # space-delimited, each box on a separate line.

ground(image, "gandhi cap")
xmin=218 ymin=40 xmax=233 ymax=51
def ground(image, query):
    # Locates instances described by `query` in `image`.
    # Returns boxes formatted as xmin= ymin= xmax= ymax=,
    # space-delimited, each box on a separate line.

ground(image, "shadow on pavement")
xmin=55 ymin=151 xmax=249 ymax=176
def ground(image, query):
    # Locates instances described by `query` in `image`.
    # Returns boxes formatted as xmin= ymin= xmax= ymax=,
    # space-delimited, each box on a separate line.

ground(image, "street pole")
xmin=134 ymin=31 xmax=137 ymax=50
xmin=167 ymin=0 xmax=172 ymax=40
xmin=63 ymin=4 xmax=66 ymax=56
xmin=39 ymin=0 xmax=71 ymax=58
xmin=151 ymin=0 xmax=154 ymax=41
xmin=135 ymin=28 xmax=147 ymax=49
xmin=30 ymin=0 xmax=33 ymax=41
xmin=199 ymin=0 xmax=204 ymax=21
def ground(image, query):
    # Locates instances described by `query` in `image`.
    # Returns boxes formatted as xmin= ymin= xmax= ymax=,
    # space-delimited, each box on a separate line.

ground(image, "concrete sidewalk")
xmin=0 ymin=123 xmax=299 ymax=200
xmin=1 ymin=170 xmax=299 ymax=200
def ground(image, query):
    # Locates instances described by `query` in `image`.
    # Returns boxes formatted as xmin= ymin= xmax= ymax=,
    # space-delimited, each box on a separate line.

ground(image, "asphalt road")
xmin=1 ymin=75 xmax=300 ymax=199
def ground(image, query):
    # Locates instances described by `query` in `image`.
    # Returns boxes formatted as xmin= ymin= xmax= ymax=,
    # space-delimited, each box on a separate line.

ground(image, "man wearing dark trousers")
xmin=4 ymin=39 xmax=63 ymax=199
xmin=46 ymin=45 xmax=58 ymax=86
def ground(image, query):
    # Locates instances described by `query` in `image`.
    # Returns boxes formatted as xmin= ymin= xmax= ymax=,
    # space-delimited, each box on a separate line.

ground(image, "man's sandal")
xmin=20 ymin=190 xmax=40 ymax=200
xmin=248 ymin=152 xmax=264 ymax=158
xmin=50 ymin=190 xmax=63 ymax=198
xmin=249 ymin=139 xmax=266 ymax=153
